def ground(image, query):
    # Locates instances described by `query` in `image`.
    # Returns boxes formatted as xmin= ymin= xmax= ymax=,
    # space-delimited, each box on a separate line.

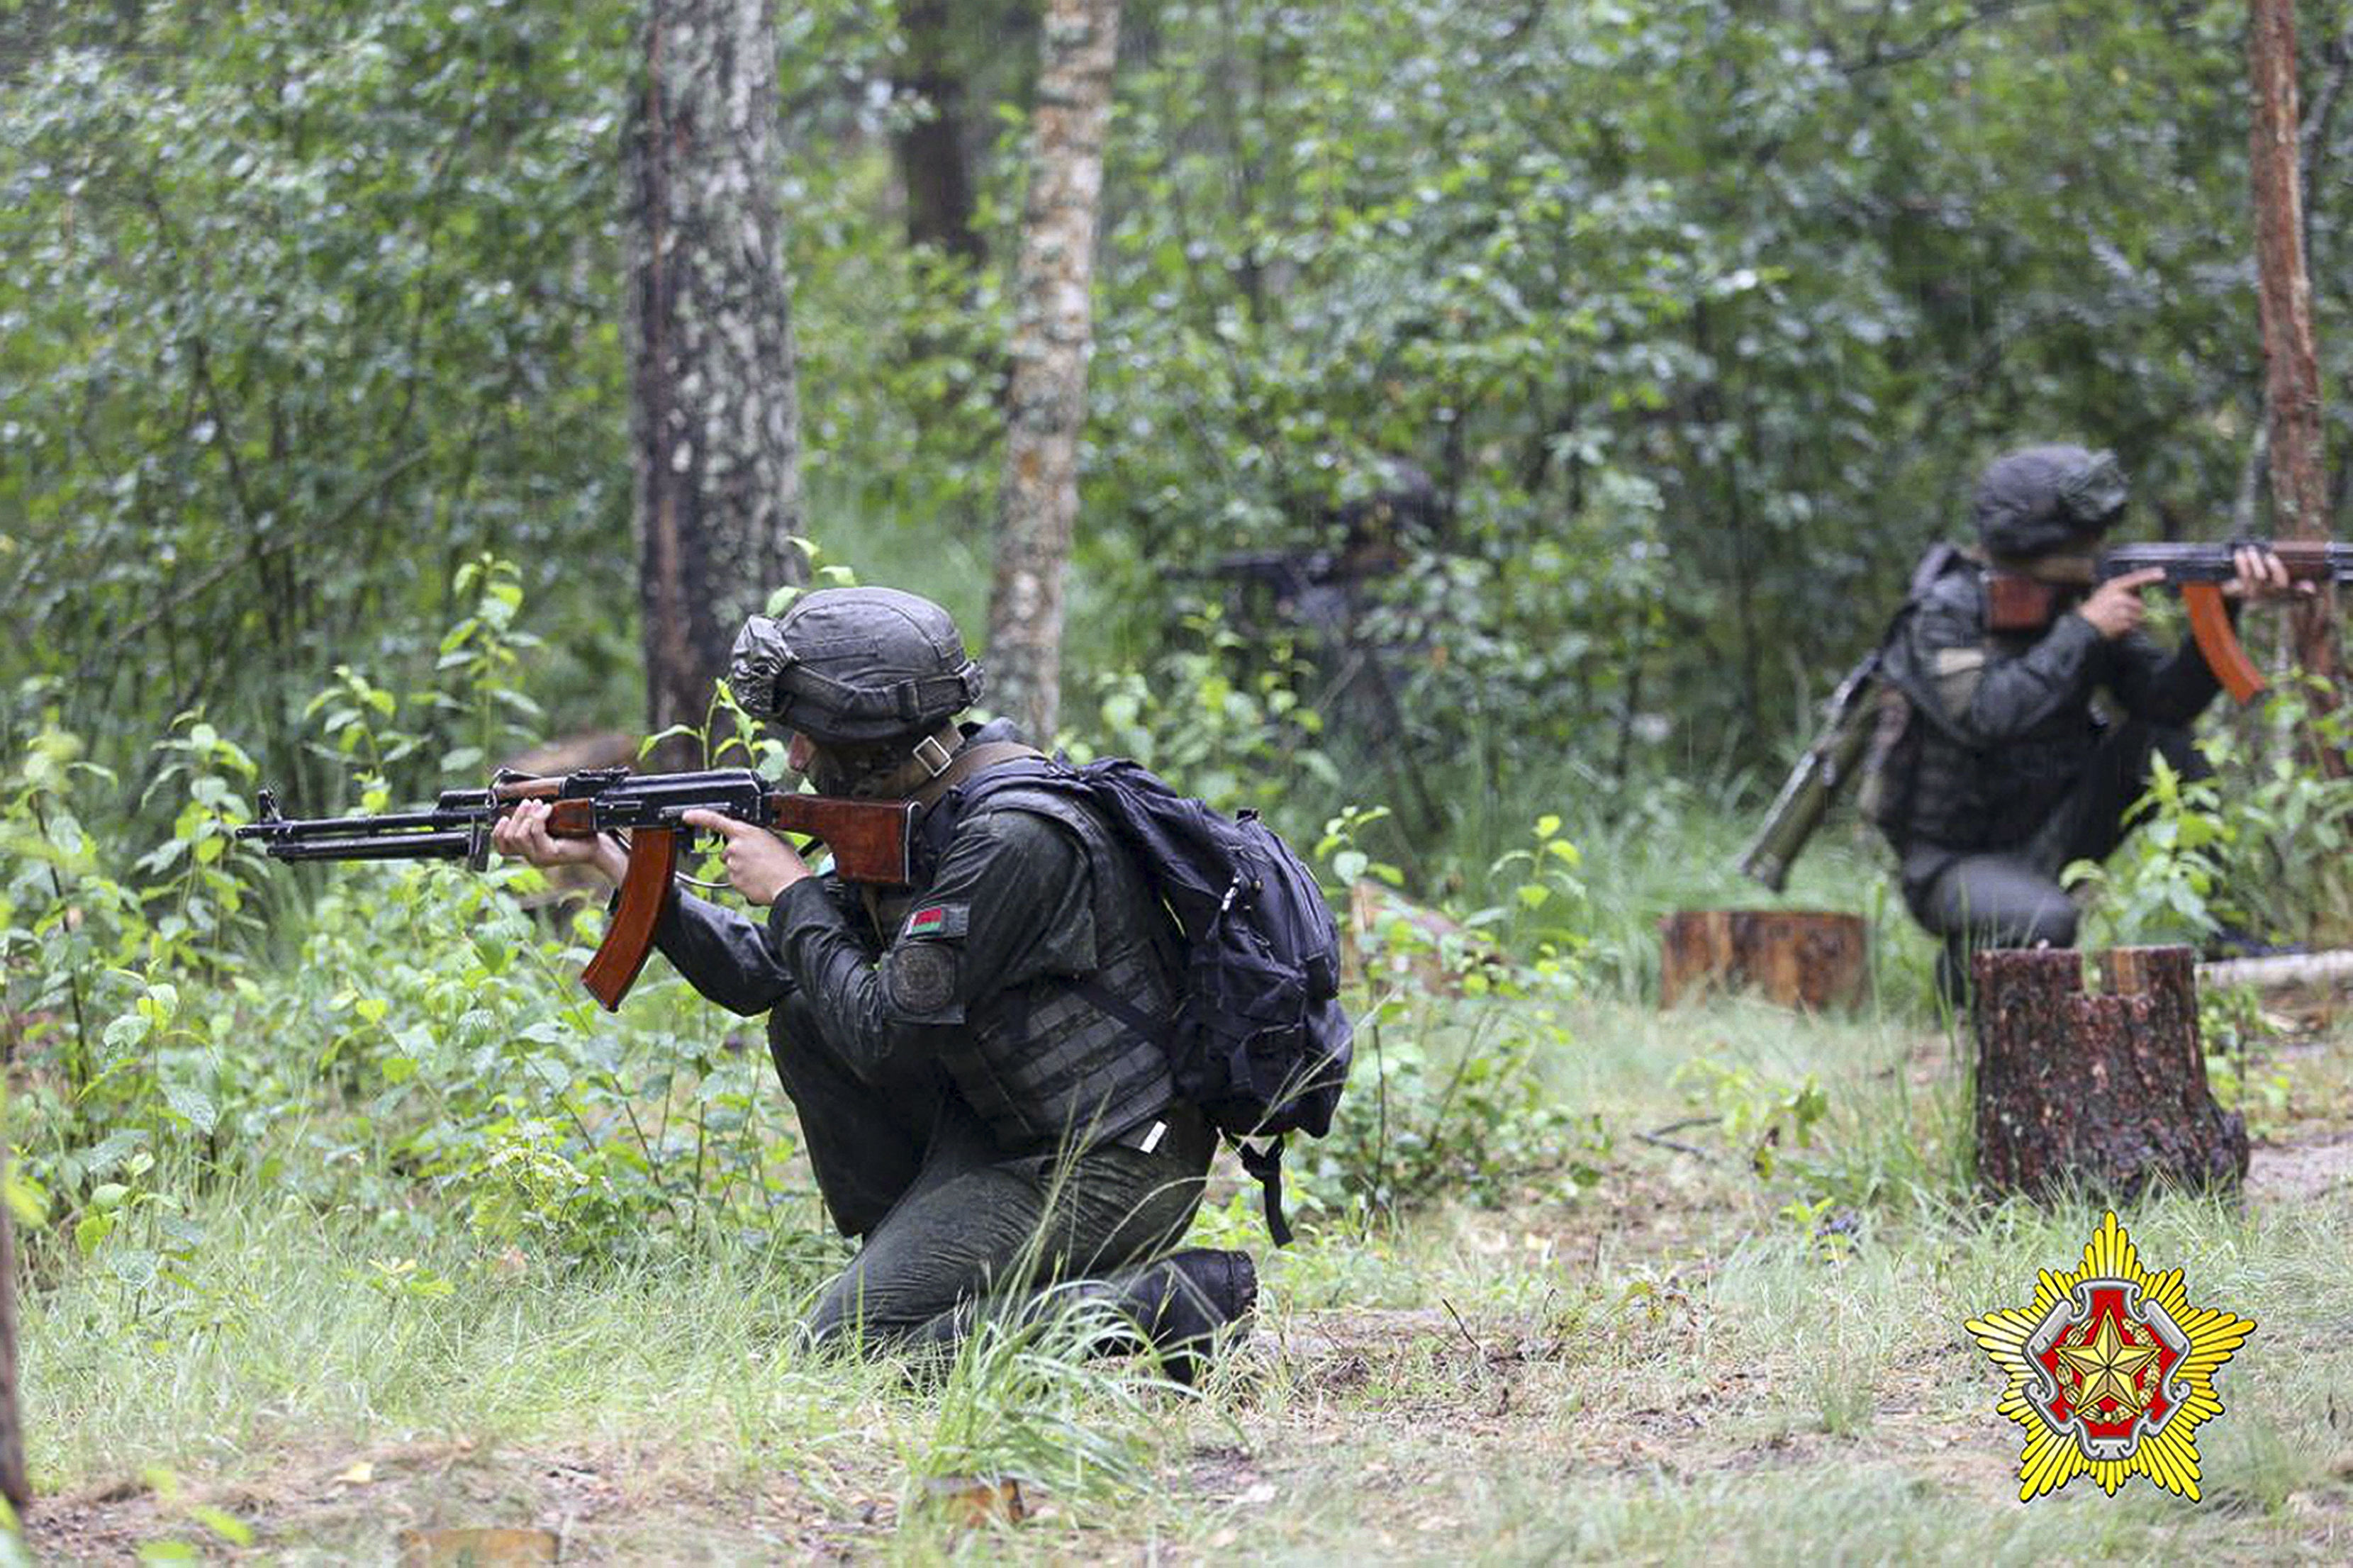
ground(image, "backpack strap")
xmin=1230 ymin=1135 xmax=1295 ymax=1247
xmin=912 ymin=739 xmax=1046 ymax=810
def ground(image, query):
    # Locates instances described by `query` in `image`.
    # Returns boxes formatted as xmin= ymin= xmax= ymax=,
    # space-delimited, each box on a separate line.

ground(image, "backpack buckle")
xmin=912 ymin=734 xmax=954 ymax=778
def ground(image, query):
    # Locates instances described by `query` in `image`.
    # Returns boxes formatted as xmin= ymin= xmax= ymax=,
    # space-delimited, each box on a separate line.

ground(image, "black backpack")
xmin=923 ymin=756 xmax=1353 ymax=1243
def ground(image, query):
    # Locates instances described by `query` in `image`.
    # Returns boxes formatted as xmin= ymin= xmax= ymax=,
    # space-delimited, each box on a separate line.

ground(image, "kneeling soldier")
xmin=493 ymin=587 xmax=1255 ymax=1375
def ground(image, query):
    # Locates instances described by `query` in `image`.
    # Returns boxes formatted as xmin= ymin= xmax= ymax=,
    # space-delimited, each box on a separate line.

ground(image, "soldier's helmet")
xmin=727 ymin=588 xmax=985 ymax=744
xmin=1974 ymin=444 xmax=2131 ymax=560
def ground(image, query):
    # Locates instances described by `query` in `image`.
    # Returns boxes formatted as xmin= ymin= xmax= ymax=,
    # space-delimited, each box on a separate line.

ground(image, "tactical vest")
xmin=1881 ymin=568 xmax=2100 ymax=855
xmin=914 ymin=783 xmax=1180 ymax=1153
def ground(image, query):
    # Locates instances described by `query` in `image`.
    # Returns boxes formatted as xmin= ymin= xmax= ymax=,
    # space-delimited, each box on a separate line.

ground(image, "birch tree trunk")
xmin=627 ymin=0 xmax=806 ymax=756
xmin=2250 ymin=0 xmax=2336 ymax=683
xmin=986 ymin=0 xmax=1122 ymax=744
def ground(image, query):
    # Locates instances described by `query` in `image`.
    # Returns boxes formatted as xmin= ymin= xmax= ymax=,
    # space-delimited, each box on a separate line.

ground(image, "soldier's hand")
xmin=680 ymin=809 xmax=810 ymax=906
xmin=2076 ymin=568 xmax=2164 ymax=639
xmin=491 ymin=800 xmax=627 ymax=885
xmin=2223 ymin=544 xmax=2310 ymax=603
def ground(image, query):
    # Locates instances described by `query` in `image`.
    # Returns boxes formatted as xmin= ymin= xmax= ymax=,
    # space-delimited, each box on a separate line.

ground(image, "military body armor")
xmin=920 ymin=784 xmax=1180 ymax=1153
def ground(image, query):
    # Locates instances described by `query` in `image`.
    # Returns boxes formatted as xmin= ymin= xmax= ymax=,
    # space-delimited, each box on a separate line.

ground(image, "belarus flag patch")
xmin=901 ymin=903 xmax=966 ymax=940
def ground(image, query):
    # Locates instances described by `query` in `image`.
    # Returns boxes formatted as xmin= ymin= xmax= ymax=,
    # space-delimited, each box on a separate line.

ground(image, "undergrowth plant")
xmin=2071 ymin=676 xmax=2353 ymax=950
xmin=0 ymin=559 xmax=832 ymax=1292
xmin=1295 ymin=812 xmax=1603 ymax=1225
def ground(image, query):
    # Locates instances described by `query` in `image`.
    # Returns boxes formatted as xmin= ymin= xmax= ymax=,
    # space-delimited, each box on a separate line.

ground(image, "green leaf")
xmin=74 ymin=1211 xmax=115 ymax=1255
xmin=163 ymin=1082 xmax=218 ymax=1136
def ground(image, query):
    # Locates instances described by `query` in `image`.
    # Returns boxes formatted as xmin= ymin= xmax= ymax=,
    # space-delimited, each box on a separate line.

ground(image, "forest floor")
xmin=19 ymin=994 xmax=2353 ymax=1564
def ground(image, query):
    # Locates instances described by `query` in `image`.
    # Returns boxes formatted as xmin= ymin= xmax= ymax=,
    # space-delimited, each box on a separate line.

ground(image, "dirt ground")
xmin=25 ymin=1115 xmax=2349 ymax=1564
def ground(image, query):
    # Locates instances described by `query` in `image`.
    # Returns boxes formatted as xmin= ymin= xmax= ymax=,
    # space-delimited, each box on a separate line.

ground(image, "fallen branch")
xmin=2198 ymin=948 xmax=2353 ymax=991
xmin=1638 ymin=1117 xmax=1718 ymax=1162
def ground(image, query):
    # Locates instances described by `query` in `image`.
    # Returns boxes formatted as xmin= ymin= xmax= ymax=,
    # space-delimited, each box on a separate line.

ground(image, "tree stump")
xmin=1972 ymin=946 xmax=2248 ymax=1200
xmin=1658 ymin=909 xmax=1868 ymax=1011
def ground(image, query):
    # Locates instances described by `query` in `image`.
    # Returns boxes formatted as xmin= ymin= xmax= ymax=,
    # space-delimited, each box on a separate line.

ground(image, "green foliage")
xmin=2 ymin=563 xmax=827 ymax=1287
xmin=1297 ymin=814 xmax=1602 ymax=1221
xmin=2065 ymin=754 xmax=2236 ymax=948
xmin=1078 ymin=609 xmax=1338 ymax=816
xmin=1086 ymin=0 xmax=2329 ymax=800
xmin=908 ymin=1304 xmax=1175 ymax=1510
xmin=2071 ymin=680 xmax=2353 ymax=950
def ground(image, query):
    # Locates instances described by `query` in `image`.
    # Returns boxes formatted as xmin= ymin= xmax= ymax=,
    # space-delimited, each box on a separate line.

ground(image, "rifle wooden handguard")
xmin=579 ymin=827 xmax=678 ymax=1010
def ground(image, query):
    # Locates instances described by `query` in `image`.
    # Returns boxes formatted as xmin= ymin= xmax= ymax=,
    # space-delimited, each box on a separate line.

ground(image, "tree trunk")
xmin=1972 ymin=946 xmax=2248 ymax=1201
xmin=895 ymin=0 xmax=983 ymax=264
xmin=627 ymin=0 xmax=807 ymax=763
xmin=985 ymin=0 xmax=1122 ymax=744
xmin=0 ymin=1146 xmax=28 ymax=1513
xmin=2250 ymin=0 xmax=2337 ymax=683
xmin=1657 ymin=909 xmax=1869 ymax=1012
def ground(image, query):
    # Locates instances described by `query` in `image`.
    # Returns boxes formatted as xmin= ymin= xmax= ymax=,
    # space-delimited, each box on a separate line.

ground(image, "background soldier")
xmin=1874 ymin=444 xmax=2299 ymax=999
xmin=493 ymin=587 xmax=1256 ymax=1376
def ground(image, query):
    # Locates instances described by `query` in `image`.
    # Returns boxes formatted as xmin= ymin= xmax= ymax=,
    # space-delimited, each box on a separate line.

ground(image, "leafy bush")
xmin=1 ymin=563 xmax=829 ymax=1287
xmin=1291 ymin=814 xmax=1602 ymax=1221
xmin=2069 ymin=678 xmax=2353 ymax=951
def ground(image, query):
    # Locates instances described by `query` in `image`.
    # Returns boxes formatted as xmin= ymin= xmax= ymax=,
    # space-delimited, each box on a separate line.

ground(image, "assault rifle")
xmin=1737 ymin=650 xmax=1882 ymax=893
xmin=237 ymin=768 xmax=914 ymax=1009
xmin=1985 ymin=539 xmax=2353 ymax=704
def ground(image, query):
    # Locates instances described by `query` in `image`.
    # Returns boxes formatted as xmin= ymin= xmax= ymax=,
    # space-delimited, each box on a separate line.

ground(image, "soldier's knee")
xmin=2014 ymin=896 xmax=2077 ymax=950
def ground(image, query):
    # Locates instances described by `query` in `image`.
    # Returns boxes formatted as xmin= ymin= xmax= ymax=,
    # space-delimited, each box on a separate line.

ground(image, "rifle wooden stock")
xmin=765 ymin=795 xmax=916 ymax=885
xmin=581 ymin=827 xmax=678 ymax=1010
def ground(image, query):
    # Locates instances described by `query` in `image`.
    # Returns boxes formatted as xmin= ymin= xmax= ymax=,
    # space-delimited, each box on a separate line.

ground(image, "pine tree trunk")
xmin=627 ymin=0 xmax=807 ymax=760
xmin=986 ymin=0 xmax=1122 ymax=744
xmin=2250 ymin=0 xmax=2337 ymax=683
xmin=895 ymin=0 xmax=983 ymax=264
xmin=1972 ymin=946 xmax=2248 ymax=1201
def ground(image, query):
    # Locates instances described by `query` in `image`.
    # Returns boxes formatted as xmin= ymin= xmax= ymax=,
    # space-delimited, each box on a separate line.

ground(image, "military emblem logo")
xmin=1965 ymin=1211 xmax=2254 ymax=1501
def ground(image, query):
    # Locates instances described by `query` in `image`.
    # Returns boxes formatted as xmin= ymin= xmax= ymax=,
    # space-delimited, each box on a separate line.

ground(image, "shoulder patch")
xmin=884 ymin=942 xmax=962 ymax=1021
xmin=901 ymin=902 xmax=969 ymax=941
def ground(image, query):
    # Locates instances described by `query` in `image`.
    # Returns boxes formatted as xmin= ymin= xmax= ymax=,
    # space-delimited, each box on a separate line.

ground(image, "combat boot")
xmin=1107 ymin=1246 xmax=1258 ymax=1384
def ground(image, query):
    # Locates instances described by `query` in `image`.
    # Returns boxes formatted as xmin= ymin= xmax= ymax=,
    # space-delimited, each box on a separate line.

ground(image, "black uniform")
xmin=1881 ymin=562 xmax=2218 ymax=965
xmin=647 ymin=725 xmax=1213 ymax=1348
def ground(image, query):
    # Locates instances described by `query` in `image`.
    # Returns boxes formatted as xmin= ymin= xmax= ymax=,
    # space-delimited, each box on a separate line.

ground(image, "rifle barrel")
xmin=252 ymin=829 xmax=476 ymax=861
xmin=238 ymin=807 xmax=471 ymax=839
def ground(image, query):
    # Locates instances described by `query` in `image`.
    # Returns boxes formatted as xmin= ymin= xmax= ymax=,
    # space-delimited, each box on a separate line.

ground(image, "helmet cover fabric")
xmin=1973 ymin=444 xmax=2130 ymax=559
xmin=727 ymin=587 xmax=985 ymax=744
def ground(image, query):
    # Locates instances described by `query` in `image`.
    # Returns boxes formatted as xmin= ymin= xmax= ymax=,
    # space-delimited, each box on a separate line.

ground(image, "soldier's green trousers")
xmin=767 ymin=992 xmax=1215 ymax=1348
xmin=1901 ymin=717 xmax=2203 ymax=999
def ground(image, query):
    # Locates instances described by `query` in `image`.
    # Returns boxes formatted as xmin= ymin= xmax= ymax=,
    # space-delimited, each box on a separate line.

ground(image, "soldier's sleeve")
xmin=764 ymin=809 xmax=1092 ymax=1085
xmin=2107 ymin=625 xmax=2224 ymax=727
xmin=642 ymin=886 xmax=799 ymax=1017
xmin=1898 ymin=579 xmax=2103 ymax=745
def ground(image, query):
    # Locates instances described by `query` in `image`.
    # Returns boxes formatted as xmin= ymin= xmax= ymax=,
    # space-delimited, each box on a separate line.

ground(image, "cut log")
xmin=2198 ymin=948 xmax=2353 ymax=992
xmin=1658 ymin=909 xmax=1868 ymax=1011
xmin=1972 ymin=946 xmax=2247 ymax=1200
